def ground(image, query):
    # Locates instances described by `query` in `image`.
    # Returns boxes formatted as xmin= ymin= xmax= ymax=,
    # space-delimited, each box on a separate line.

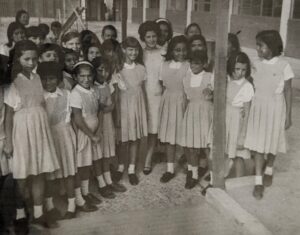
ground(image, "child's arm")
xmin=284 ymin=79 xmax=292 ymax=129
xmin=111 ymin=84 xmax=121 ymax=128
xmin=4 ymin=104 xmax=14 ymax=156
xmin=95 ymin=110 xmax=104 ymax=138
xmin=72 ymin=107 xmax=100 ymax=142
xmin=237 ymin=101 xmax=251 ymax=149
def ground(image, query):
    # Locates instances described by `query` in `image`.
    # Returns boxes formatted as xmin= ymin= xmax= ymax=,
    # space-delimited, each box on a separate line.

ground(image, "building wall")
xmin=285 ymin=19 xmax=300 ymax=58
xmin=146 ymin=8 xmax=159 ymax=20
xmin=166 ymin=10 xmax=187 ymax=33
xmin=191 ymin=11 xmax=216 ymax=40
xmin=132 ymin=7 xmax=143 ymax=23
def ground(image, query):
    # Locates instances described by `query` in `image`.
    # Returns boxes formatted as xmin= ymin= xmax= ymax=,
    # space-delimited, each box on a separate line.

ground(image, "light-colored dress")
xmin=70 ymin=85 xmax=103 ymax=167
xmin=0 ymin=86 xmax=9 ymax=176
xmin=244 ymin=57 xmax=294 ymax=155
xmin=94 ymin=81 xmax=115 ymax=158
xmin=60 ymin=71 xmax=76 ymax=91
xmin=143 ymin=48 xmax=164 ymax=134
xmin=180 ymin=70 xmax=213 ymax=148
xmin=44 ymin=88 xmax=77 ymax=178
xmin=226 ymin=78 xmax=254 ymax=159
xmin=4 ymin=73 xmax=59 ymax=179
xmin=118 ymin=63 xmax=148 ymax=142
xmin=0 ymin=44 xmax=13 ymax=57
xmin=158 ymin=61 xmax=189 ymax=145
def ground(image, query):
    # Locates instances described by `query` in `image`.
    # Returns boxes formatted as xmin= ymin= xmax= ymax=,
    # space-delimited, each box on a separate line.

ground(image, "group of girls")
xmin=0 ymin=9 xmax=294 ymax=234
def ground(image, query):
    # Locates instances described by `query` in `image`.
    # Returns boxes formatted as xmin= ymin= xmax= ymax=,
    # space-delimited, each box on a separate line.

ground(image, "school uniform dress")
xmin=244 ymin=57 xmax=294 ymax=155
xmin=118 ymin=63 xmax=148 ymax=142
xmin=158 ymin=61 xmax=189 ymax=145
xmin=180 ymin=70 xmax=213 ymax=148
xmin=70 ymin=85 xmax=102 ymax=167
xmin=143 ymin=48 xmax=164 ymax=134
xmin=60 ymin=71 xmax=75 ymax=91
xmin=44 ymin=88 xmax=77 ymax=178
xmin=226 ymin=78 xmax=254 ymax=159
xmin=0 ymin=86 xmax=9 ymax=177
xmin=94 ymin=82 xmax=116 ymax=158
xmin=4 ymin=73 xmax=59 ymax=179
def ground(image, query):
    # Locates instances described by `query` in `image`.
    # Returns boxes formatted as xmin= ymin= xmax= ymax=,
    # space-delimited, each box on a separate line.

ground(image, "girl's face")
xmin=96 ymin=65 xmax=109 ymax=84
xmin=190 ymin=39 xmax=206 ymax=52
xmin=256 ymin=40 xmax=273 ymax=60
xmin=172 ymin=43 xmax=187 ymax=62
xmin=87 ymin=47 xmax=101 ymax=62
xmin=41 ymin=75 xmax=59 ymax=93
xmin=187 ymin=26 xmax=201 ymax=39
xmin=63 ymin=37 xmax=81 ymax=53
xmin=104 ymin=49 xmax=113 ymax=59
xmin=75 ymin=67 xmax=93 ymax=89
xmin=29 ymin=36 xmax=42 ymax=47
xmin=19 ymin=13 xmax=29 ymax=26
xmin=12 ymin=28 xmax=26 ymax=43
xmin=19 ymin=50 xmax=38 ymax=73
xmin=232 ymin=62 xmax=247 ymax=80
xmin=40 ymin=50 xmax=59 ymax=63
xmin=64 ymin=53 xmax=78 ymax=72
xmin=190 ymin=60 xmax=205 ymax=74
xmin=159 ymin=24 xmax=169 ymax=45
xmin=124 ymin=47 xmax=139 ymax=63
xmin=144 ymin=31 xmax=157 ymax=49
xmin=102 ymin=29 xmax=117 ymax=41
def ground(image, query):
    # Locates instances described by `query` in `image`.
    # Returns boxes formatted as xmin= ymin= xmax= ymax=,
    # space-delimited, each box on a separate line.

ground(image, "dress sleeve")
xmin=283 ymin=63 xmax=294 ymax=81
xmin=232 ymin=82 xmax=254 ymax=107
xmin=4 ymin=83 xmax=21 ymax=111
xmin=69 ymin=89 xmax=82 ymax=109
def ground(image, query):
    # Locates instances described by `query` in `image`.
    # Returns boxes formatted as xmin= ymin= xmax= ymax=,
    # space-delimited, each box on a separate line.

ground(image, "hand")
xmin=285 ymin=117 xmax=292 ymax=130
xmin=240 ymin=107 xmax=246 ymax=118
xmin=203 ymin=88 xmax=213 ymax=100
xmin=3 ymin=140 xmax=13 ymax=156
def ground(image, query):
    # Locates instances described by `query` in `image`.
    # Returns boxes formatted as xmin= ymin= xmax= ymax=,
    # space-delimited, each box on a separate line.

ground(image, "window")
xmin=293 ymin=0 xmax=300 ymax=19
xmin=239 ymin=0 xmax=282 ymax=17
xmin=149 ymin=0 xmax=159 ymax=8
xmin=193 ymin=0 xmax=211 ymax=12
xmin=168 ymin=0 xmax=187 ymax=10
xmin=133 ymin=0 xmax=143 ymax=8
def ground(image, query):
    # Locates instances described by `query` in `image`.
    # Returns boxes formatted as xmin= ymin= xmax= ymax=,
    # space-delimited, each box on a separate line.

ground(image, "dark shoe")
xmin=14 ymin=218 xmax=29 ymax=235
xmin=143 ymin=166 xmax=152 ymax=175
xmin=46 ymin=208 xmax=62 ymax=222
xmin=185 ymin=171 xmax=192 ymax=189
xmin=98 ymin=186 xmax=116 ymax=198
xmin=201 ymin=184 xmax=212 ymax=196
xmin=76 ymin=202 xmax=98 ymax=212
xmin=263 ymin=174 xmax=273 ymax=187
xmin=187 ymin=178 xmax=198 ymax=189
xmin=253 ymin=185 xmax=264 ymax=200
xmin=198 ymin=167 xmax=208 ymax=178
xmin=160 ymin=172 xmax=175 ymax=183
xmin=204 ymin=173 xmax=211 ymax=182
xmin=128 ymin=173 xmax=139 ymax=185
xmin=112 ymin=171 xmax=123 ymax=183
xmin=32 ymin=214 xmax=58 ymax=228
xmin=178 ymin=154 xmax=187 ymax=166
xmin=83 ymin=193 xmax=102 ymax=205
xmin=107 ymin=183 xmax=127 ymax=193
xmin=62 ymin=211 xmax=76 ymax=220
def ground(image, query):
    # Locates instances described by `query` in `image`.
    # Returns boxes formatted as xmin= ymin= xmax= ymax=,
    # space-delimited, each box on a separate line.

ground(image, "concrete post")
xmin=280 ymin=0 xmax=292 ymax=50
xmin=143 ymin=0 xmax=149 ymax=22
xmin=186 ymin=0 xmax=193 ymax=26
xmin=159 ymin=0 xmax=167 ymax=18
xmin=127 ymin=0 xmax=133 ymax=23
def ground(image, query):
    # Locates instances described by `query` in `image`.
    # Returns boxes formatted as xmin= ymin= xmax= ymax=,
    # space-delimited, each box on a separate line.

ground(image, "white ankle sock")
xmin=75 ymin=187 xmax=85 ymax=206
xmin=118 ymin=164 xmax=125 ymax=172
xmin=67 ymin=198 xmax=76 ymax=213
xmin=45 ymin=197 xmax=54 ymax=211
xmin=255 ymin=176 xmax=263 ymax=185
xmin=33 ymin=205 xmax=43 ymax=219
xmin=104 ymin=171 xmax=113 ymax=185
xmin=167 ymin=163 xmax=174 ymax=174
xmin=81 ymin=180 xmax=89 ymax=196
xmin=128 ymin=164 xmax=135 ymax=174
xmin=264 ymin=166 xmax=273 ymax=175
xmin=187 ymin=164 xmax=192 ymax=171
xmin=192 ymin=166 xmax=198 ymax=179
xmin=16 ymin=208 xmax=26 ymax=220
xmin=97 ymin=175 xmax=106 ymax=188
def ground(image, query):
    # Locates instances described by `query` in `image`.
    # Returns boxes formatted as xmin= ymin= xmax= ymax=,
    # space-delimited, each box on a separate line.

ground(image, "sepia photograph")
xmin=0 ymin=0 xmax=299 ymax=234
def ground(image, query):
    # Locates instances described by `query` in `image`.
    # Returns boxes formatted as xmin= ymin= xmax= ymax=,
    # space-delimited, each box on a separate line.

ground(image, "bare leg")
xmin=253 ymin=152 xmax=265 ymax=199
xmin=144 ymin=134 xmax=157 ymax=169
xmin=234 ymin=157 xmax=245 ymax=177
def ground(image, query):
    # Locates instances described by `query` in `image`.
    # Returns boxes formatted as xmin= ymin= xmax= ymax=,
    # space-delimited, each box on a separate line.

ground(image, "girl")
xmin=25 ymin=26 xmax=44 ymax=48
xmin=244 ymin=30 xmax=294 ymax=199
xmin=92 ymin=57 xmax=127 ymax=193
xmin=70 ymin=61 xmax=115 ymax=201
xmin=228 ymin=32 xmax=241 ymax=59
xmin=4 ymin=40 xmax=60 ymax=227
xmin=226 ymin=52 xmax=254 ymax=177
xmin=0 ymin=22 xmax=26 ymax=57
xmin=61 ymin=48 xmax=79 ymax=90
xmin=185 ymin=23 xmax=202 ymax=39
xmin=155 ymin=18 xmax=173 ymax=54
xmin=38 ymin=43 xmax=61 ymax=63
xmin=15 ymin=10 xmax=30 ymax=27
xmin=113 ymin=37 xmax=148 ymax=185
xmin=84 ymin=43 xmax=101 ymax=62
xmin=80 ymin=30 xmax=101 ymax=57
xmin=101 ymin=25 xmax=118 ymax=42
xmin=101 ymin=39 xmax=123 ymax=73
xmin=158 ymin=35 xmax=189 ymax=183
xmin=61 ymin=31 xmax=81 ymax=54
xmin=138 ymin=21 xmax=165 ymax=175
xmin=180 ymin=50 xmax=213 ymax=189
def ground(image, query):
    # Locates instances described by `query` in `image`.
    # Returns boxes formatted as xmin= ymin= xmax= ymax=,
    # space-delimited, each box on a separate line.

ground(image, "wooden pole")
xmin=121 ymin=0 xmax=128 ymax=41
xmin=211 ymin=0 xmax=229 ymax=189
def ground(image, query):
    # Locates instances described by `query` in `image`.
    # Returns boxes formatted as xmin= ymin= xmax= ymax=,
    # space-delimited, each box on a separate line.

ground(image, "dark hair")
xmin=190 ymin=50 xmax=208 ymax=65
xmin=51 ymin=21 xmax=62 ymax=29
xmin=15 ymin=9 xmax=29 ymax=25
xmin=102 ymin=25 xmax=118 ymax=39
xmin=38 ymin=23 xmax=50 ymax=39
xmin=228 ymin=33 xmax=241 ymax=55
xmin=61 ymin=31 xmax=80 ymax=44
xmin=185 ymin=23 xmax=202 ymax=36
xmin=92 ymin=56 xmax=112 ymax=81
xmin=0 ymin=54 xmax=13 ymax=85
xmin=165 ymin=35 xmax=188 ymax=61
xmin=256 ymin=30 xmax=283 ymax=57
xmin=80 ymin=30 xmax=101 ymax=53
xmin=26 ymin=26 xmax=43 ymax=38
xmin=188 ymin=34 xmax=207 ymax=52
xmin=138 ymin=21 xmax=160 ymax=42
xmin=101 ymin=39 xmax=123 ymax=72
xmin=39 ymin=43 xmax=63 ymax=61
xmin=83 ymin=43 xmax=101 ymax=61
xmin=6 ymin=22 xmax=25 ymax=47
xmin=227 ymin=52 xmax=251 ymax=78
xmin=155 ymin=18 xmax=173 ymax=42
xmin=37 ymin=61 xmax=62 ymax=81
xmin=73 ymin=62 xmax=94 ymax=78
xmin=121 ymin=37 xmax=144 ymax=66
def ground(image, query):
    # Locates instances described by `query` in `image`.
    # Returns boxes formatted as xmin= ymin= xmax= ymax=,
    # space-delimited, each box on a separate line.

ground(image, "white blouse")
xmin=230 ymin=78 xmax=254 ymax=107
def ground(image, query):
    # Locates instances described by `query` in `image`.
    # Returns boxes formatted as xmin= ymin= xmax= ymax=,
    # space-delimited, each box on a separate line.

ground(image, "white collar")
xmin=63 ymin=71 xmax=73 ymax=78
xmin=124 ymin=62 xmax=136 ymax=69
xmin=231 ymin=77 xmax=246 ymax=85
xmin=19 ymin=72 xmax=35 ymax=80
xmin=95 ymin=81 xmax=107 ymax=88
xmin=191 ymin=69 xmax=205 ymax=78
xmin=75 ymin=84 xmax=94 ymax=94
xmin=262 ymin=57 xmax=279 ymax=65
xmin=169 ymin=60 xmax=182 ymax=69
xmin=44 ymin=87 xmax=63 ymax=99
